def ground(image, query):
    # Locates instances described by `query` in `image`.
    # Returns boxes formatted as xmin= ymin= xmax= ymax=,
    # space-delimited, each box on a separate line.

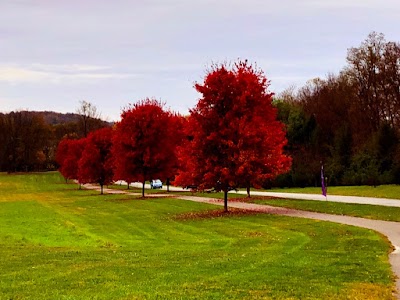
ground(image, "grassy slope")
xmin=0 ymin=173 xmax=395 ymax=299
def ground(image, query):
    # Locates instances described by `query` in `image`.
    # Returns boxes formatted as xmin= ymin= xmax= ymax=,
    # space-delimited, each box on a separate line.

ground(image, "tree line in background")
xmin=1 ymin=32 xmax=399 ymax=190
xmin=0 ymin=101 xmax=109 ymax=172
xmin=273 ymin=32 xmax=400 ymax=187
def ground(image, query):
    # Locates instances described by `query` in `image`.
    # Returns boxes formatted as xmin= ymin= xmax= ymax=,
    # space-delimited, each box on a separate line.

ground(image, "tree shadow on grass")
xmin=173 ymin=208 xmax=264 ymax=221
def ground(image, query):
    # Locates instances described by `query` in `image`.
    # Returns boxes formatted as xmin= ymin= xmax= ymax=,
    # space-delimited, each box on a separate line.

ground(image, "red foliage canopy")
xmin=78 ymin=127 xmax=114 ymax=194
xmin=175 ymin=60 xmax=291 ymax=209
xmin=112 ymin=98 xmax=182 ymax=196
xmin=56 ymin=138 xmax=86 ymax=181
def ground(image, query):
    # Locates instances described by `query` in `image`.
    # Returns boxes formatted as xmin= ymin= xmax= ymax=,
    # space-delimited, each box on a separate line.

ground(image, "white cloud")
xmin=0 ymin=67 xmax=48 ymax=83
xmin=30 ymin=63 xmax=110 ymax=73
xmin=304 ymin=0 xmax=399 ymax=10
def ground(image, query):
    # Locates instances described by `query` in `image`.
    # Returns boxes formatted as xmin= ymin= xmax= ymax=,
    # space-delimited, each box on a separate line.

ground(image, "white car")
xmin=150 ymin=179 xmax=162 ymax=189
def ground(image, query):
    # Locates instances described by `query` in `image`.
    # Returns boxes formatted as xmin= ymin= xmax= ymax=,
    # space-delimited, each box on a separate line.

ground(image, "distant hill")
xmin=35 ymin=111 xmax=82 ymax=125
xmin=15 ymin=110 xmax=113 ymax=126
xmin=0 ymin=110 xmax=114 ymax=172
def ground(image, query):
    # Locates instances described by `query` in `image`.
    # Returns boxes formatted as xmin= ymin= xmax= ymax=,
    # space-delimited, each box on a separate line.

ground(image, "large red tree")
xmin=175 ymin=60 xmax=291 ymax=211
xmin=112 ymin=98 xmax=181 ymax=197
xmin=78 ymin=127 xmax=114 ymax=194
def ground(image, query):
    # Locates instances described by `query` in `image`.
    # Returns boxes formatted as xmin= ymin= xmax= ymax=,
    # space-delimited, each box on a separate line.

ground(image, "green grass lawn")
xmin=266 ymin=185 xmax=400 ymax=199
xmin=0 ymin=172 xmax=396 ymax=299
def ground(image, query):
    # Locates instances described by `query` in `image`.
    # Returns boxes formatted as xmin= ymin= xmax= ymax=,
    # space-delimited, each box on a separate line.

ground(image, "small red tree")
xmin=56 ymin=138 xmax=86 ymax=182
xmin=78 ymin=127 xmax=114 ymax=194
xmin=175 ymin=60 xmax=291 ymax=211
xmin=112 ymin=98 xmax=180 ymax=197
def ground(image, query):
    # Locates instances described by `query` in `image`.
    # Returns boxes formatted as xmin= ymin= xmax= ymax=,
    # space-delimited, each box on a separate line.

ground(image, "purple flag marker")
xmin=321 ymin=165 xmax=327 ymax=197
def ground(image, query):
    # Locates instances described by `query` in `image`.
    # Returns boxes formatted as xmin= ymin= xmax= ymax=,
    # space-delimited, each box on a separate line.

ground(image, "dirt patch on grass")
xmin=228 ymin=196 xmax=280 ymax=202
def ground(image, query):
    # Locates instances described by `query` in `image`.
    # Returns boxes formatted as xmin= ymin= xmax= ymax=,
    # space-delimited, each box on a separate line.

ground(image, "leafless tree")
xmin=76 ymin=100 xmax=101 ymax=137
xmin=346 ymin=32 xmax=400 ymax=131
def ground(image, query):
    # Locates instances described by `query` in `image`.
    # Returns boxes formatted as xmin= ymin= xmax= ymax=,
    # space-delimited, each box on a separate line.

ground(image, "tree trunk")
xmin=224 ymin=190 xmax=228 ymax=212
xmin=127 ymin=182 xmax=130 ymax=190
xmin=100 ymin=184 xmax=103 ymax=195
xmin=247 ymin=185 xmax=251 ymax=198
xmin=142 ymin=181 xmax=145 ymax=198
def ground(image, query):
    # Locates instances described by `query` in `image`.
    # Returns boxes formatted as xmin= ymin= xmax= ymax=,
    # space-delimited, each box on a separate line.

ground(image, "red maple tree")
xmin=78 ymin=127 xmax=114 ymax=194
xmin=56 ymin=138 xmax=86 ymax=182
xmin=112 ymin=98 xmax=181 ymax=197
xmin=175 ymin=60 xmax=291 ymax=211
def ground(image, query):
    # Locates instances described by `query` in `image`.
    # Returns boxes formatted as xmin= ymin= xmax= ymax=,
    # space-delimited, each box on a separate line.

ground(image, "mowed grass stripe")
xmin=0 ymin=172 xmax=395 ymax=299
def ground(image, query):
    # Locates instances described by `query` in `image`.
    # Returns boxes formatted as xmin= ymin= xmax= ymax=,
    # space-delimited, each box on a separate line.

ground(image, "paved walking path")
xmin=86 ymin=184 xmax=400 ymax=298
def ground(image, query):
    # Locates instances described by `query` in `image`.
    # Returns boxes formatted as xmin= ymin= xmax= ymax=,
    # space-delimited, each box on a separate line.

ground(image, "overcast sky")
xmin=1 ymin=0 xmax=399 ymax=121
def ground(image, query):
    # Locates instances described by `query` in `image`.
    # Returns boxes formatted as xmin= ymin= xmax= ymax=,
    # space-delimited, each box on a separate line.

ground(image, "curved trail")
xmin=86 ymin=184 xmax=400 ymax=298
